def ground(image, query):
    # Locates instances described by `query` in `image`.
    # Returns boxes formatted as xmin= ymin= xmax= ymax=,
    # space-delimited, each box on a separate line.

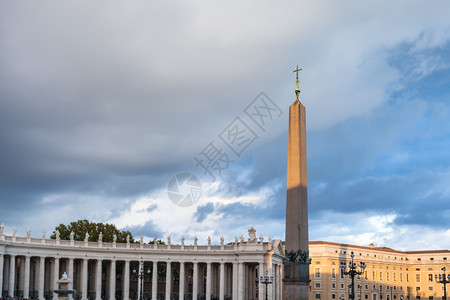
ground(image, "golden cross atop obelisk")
xmin=293 ymin=65 xmax=302 ymax=102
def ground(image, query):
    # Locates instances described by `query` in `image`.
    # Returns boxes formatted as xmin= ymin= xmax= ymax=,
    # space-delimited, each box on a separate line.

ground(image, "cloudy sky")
xmin=1 ymin=1 xmax=449 ymax=251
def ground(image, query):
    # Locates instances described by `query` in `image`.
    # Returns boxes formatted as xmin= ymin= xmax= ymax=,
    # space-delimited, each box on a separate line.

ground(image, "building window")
xmin=365 ymin=284 xmax=368 ymax=290
xmin=429 ymin=297 xmax=433 ymax=299
xmin=416 ymin=274 xmax=421 ymax=283
xmin=341 ymin=267 xmax=345 ymax=279
xmin=428 ymin=274 xmax=433 ymax=282
xmin=387 ymin=272 xmax=390 ymax=281
xmin=365 ymin=271 xmax=368 ymax=279
xmin=373 ymin=271 xmax=376 ymax=280
xmin=341 ymin=283 xmax=345 ymax=289
xmin=315 ymin=282 xmax=321 ymax=289
xmin=332 ymin=268 xmax=336 ymax=279
xmin=315 ymin=268 xmax=321 ymax=278
xmin=406 ymin=274 xmax=409 ymax=282
xmin=332 ymin=294 xmax=336 ymax=299
xmin=332 ymin=282 xmax=336 ymax=289
xmin=380 ymin=272 xmax=383 ymax=281
xmin=416 ymin=287 xmax=421 ymax=291
xmin=315 ymin=293 xmax=321 ymax=298
xmin=394 ymin=272 xmax=396 ymax=281
xmin=365 ymin=296 xmax=368 ymax=299
xmin=428 ymin=286 xmax=433 ymax=291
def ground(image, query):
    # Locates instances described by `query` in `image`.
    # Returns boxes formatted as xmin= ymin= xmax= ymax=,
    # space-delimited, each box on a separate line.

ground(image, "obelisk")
xmin=283 ymin=66 xmax=310 ymax=300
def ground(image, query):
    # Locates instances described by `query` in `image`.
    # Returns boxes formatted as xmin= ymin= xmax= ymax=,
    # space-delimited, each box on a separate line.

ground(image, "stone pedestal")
xmin=283 ymin=262 xmax=310 ymax=300
xmin=54 ymin=272 xmax=76 ymax=300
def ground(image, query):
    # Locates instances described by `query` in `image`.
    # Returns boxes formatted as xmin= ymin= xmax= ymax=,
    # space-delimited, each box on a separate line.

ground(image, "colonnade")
xmin=0 ymin=255 xmax=283 ymax=300
xmin=0 ymin=230 xmax=285 ymax=300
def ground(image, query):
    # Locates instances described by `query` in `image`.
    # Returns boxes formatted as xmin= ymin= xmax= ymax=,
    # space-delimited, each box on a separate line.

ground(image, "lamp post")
xmin=340 ymin=252 xmax=366 ymax=300
xmin=435 ymin=267 xmax=450 ymax=300
xmin=259 ymin=270 xmax=273 ymax=300
xmin=133 ymin=261 xmax=151 ymax=300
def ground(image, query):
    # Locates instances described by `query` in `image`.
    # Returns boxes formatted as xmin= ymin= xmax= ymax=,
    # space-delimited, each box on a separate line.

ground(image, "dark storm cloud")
xmin=0 ymin=1 xmax=279 ymax=215
xmin=1 ymin=0 xmax=450 ymax=249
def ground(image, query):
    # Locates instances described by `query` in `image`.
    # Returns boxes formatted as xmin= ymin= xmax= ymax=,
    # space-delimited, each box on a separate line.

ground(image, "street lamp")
xmin=133 ymin=261 xmax=151 ymax=300
xmin=435 ymin=267 xmax=450 ymax=300
xmin=340 ymin=252 xmax=366 ymax=300
xmin=259 ymin=270 xmax=274 ymax=300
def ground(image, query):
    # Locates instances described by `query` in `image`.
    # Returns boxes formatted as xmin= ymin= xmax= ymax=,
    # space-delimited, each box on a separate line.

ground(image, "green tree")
xmin=50 ymin=219 xmax=134 ymax=243
xmin=148 ymin=239 xmax=165 ymax=245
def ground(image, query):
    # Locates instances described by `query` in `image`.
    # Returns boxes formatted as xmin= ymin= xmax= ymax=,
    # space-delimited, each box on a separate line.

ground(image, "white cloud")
xmin=310 ymin=211 xmax=450 ymax=251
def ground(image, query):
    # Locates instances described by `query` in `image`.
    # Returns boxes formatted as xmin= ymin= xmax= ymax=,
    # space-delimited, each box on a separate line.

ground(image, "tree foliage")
xmin=148 ymin=239 xmax=165 ymax=245
xmin=50 ymin=219 xmax=134 ymax=243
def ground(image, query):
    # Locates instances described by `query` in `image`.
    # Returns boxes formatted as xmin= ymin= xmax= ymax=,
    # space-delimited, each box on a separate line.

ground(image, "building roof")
xmin=310 ymin=240 xmax=450 ymax=254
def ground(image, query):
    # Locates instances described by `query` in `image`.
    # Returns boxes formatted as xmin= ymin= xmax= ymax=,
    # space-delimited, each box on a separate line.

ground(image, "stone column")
xmin=0 ymin=254 xmax=4 ymax=297
xmin=68 ymin=258 xmax=74 ymax=300
xmin=232 ymin=262 xmax=238 ymax=300
xmin=219 ymin=263 xmax=225 ymax=300
xmin=8 ymin=255 xmax=15 ymax=297
xmin=274 ymin=264 xmax=278 ymax=300
xmin=179 ymin=262 xmax=185 ymax=300
xmin=38 ymin=256 xmax=45 ymax=300
xmin=82 ymin=258 xmax=89 ymax=300
xmin=109 ymin=260 xmax=116 ymax=300
xmin=19 ymin=257 xmax=25 ymax=294
xmin=258 ymin=263 xmax=264 ymax=300
xmin=193 ymin=262 xmax=198 ymax=300
xmin=279 ymin=264 xmax=283 ymax=300
xmin=238 ymin=263 xmax=244 ymax=300
xmin=205 ymin=262 xmax=211 ymax=300
xmin=152 ymin=261 xmax=158 ymax=300
xmin=96 ymin=259 xmax=103 ymax=300
xmin=267 ymin=262 xmax=273 ymax=300
xmin=53 ymin=257 xmax=60 ymax=300
xmin=165 ymin=262 xmax=171 ymax=300
xmin=123 ymin=260 xmax=130 ymax=300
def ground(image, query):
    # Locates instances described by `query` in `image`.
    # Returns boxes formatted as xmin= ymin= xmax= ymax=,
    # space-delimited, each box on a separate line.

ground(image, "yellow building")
xmin=309 ymin=241 xmax=450 ymax=300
